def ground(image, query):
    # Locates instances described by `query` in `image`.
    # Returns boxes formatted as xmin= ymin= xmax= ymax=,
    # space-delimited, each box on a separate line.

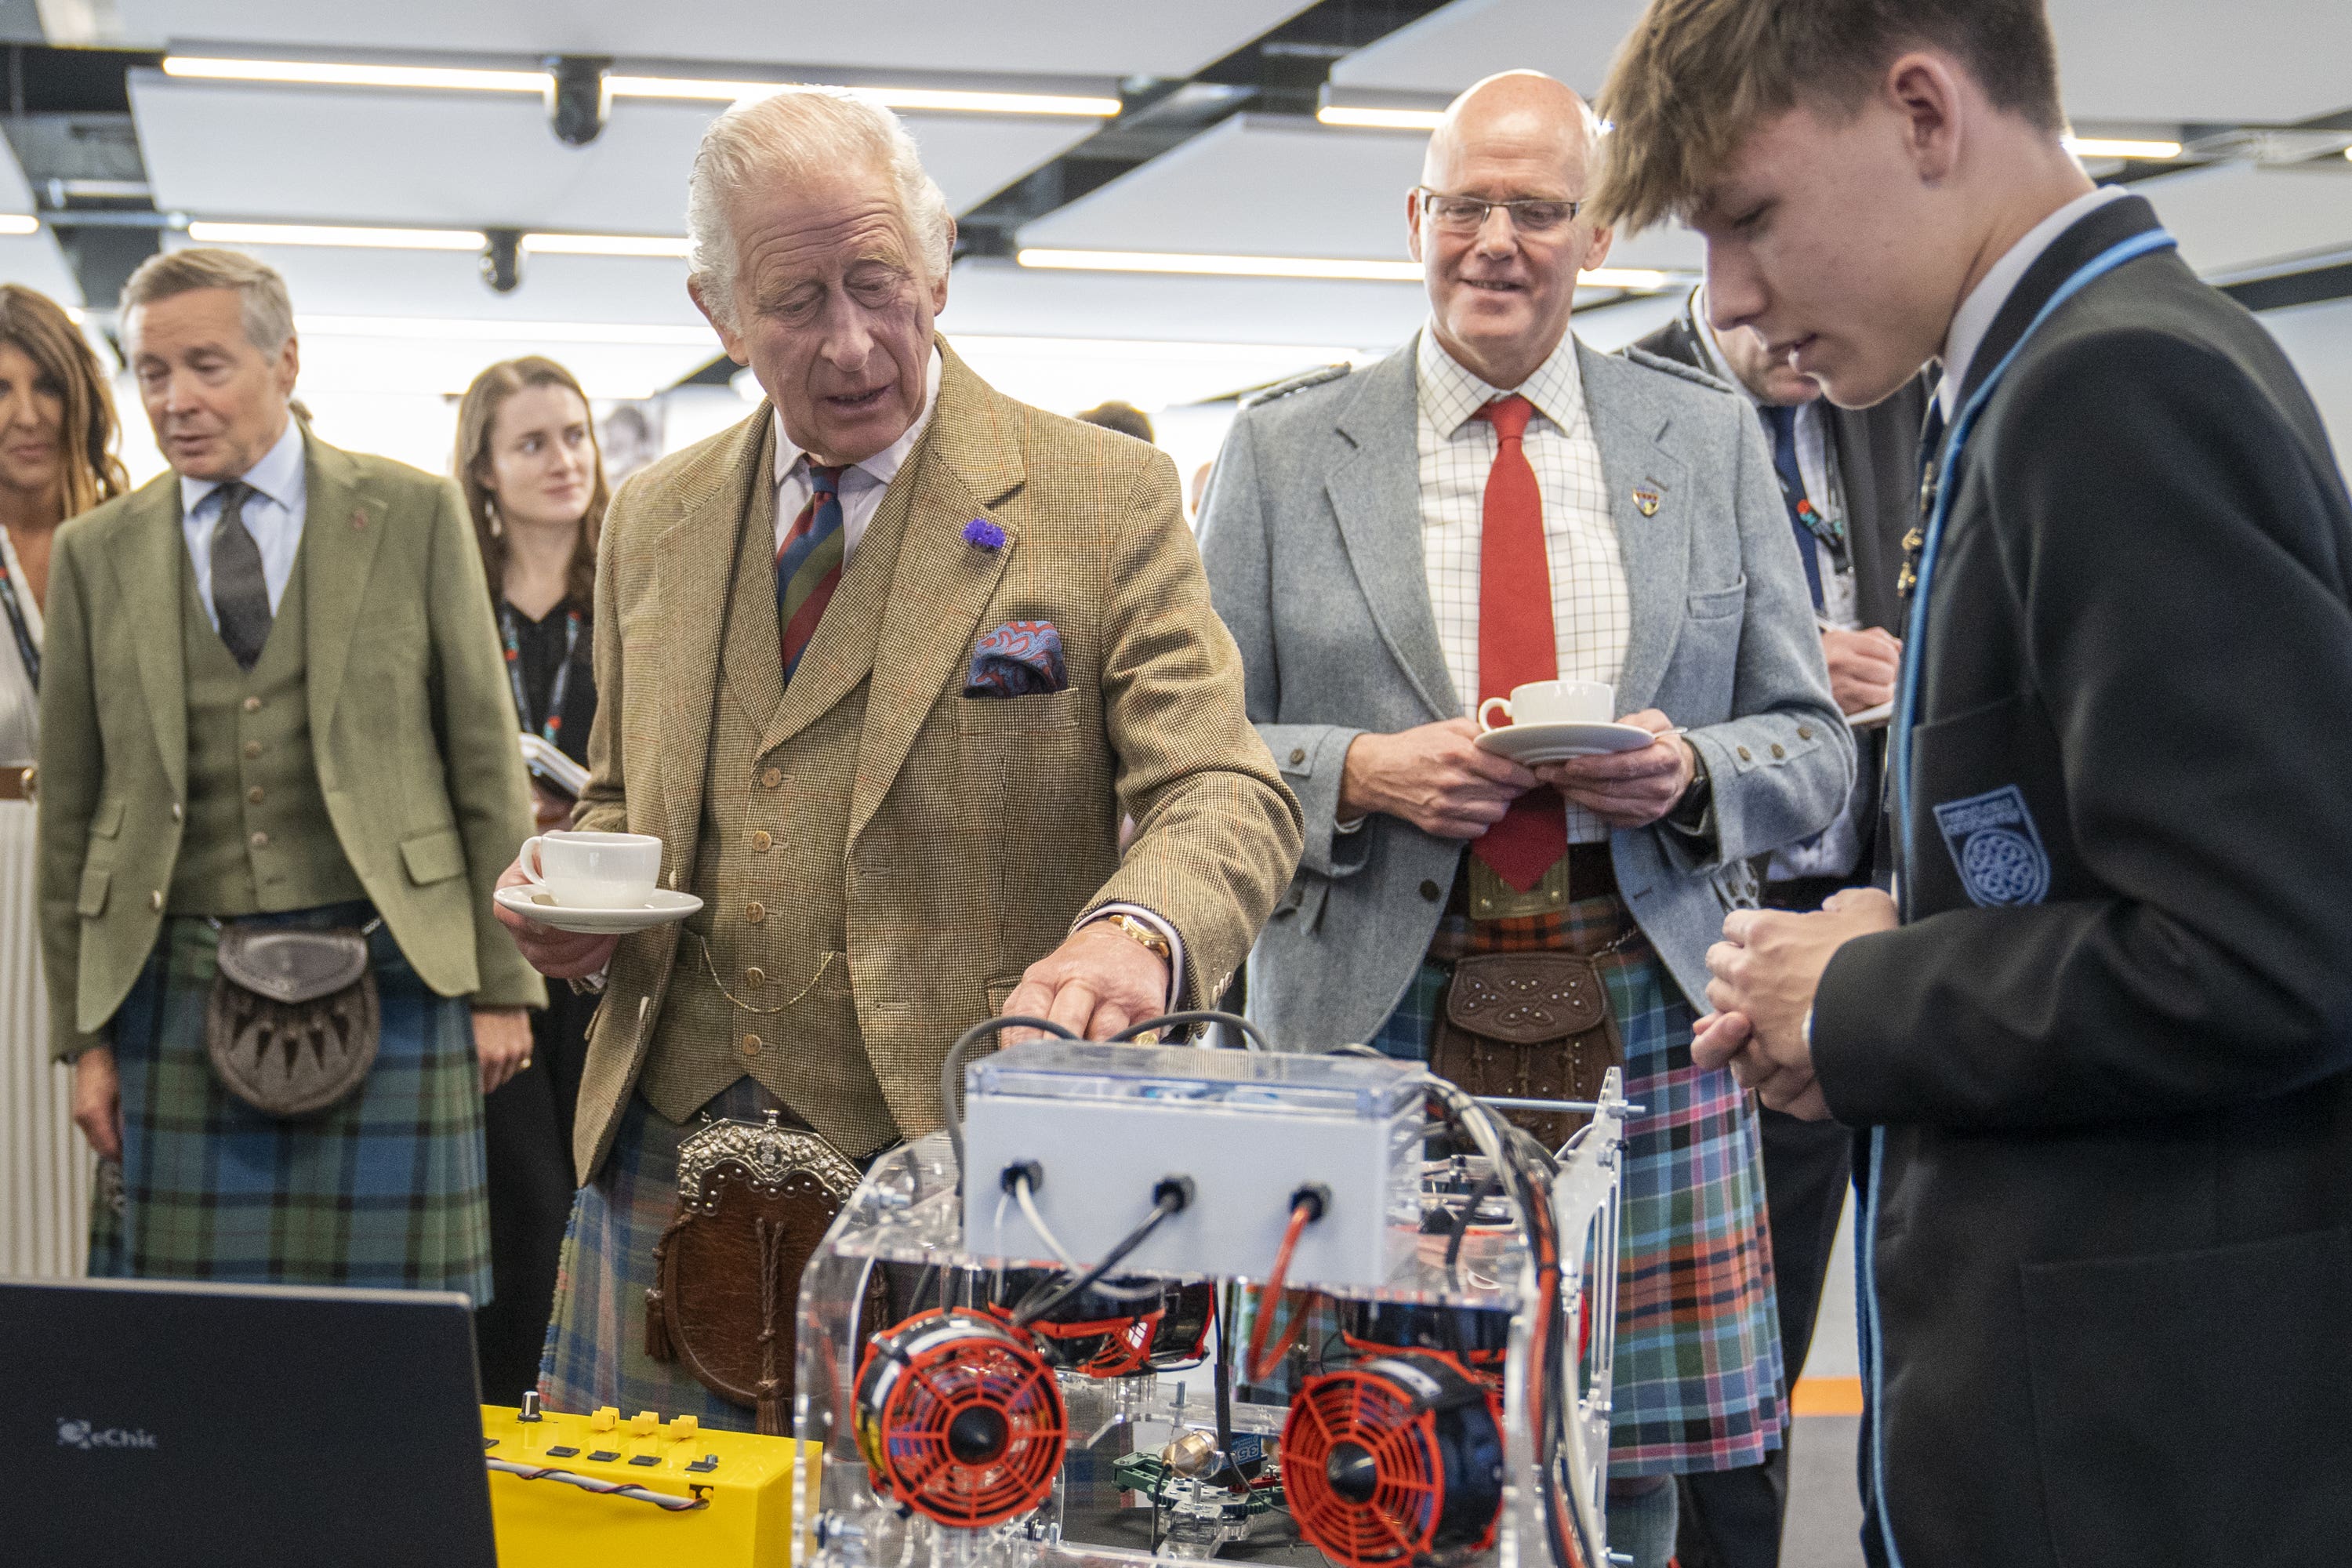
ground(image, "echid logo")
xmin=57 ymin=1417 xmax=158 ymax=1451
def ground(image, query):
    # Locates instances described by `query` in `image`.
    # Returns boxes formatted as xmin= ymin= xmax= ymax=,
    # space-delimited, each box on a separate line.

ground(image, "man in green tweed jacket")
xmin=38 ymin=248 xmax=543 ymax=1299
xmin=497 ymin=87 xmax=1302 ymax=1427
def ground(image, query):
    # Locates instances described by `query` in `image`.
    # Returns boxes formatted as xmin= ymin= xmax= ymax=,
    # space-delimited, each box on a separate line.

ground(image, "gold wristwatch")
xmin=1098 ymin=912 xmax=1172 ymax=965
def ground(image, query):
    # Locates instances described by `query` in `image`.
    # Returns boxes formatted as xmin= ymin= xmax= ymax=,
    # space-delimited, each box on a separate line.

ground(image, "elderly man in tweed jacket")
xmin=495 ymin=87 xmax=1301 ymax=1426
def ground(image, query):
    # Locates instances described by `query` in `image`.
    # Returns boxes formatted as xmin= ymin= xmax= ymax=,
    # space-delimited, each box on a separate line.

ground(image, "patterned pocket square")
xmin=964 ymin=620 xmax=1069 ymax=698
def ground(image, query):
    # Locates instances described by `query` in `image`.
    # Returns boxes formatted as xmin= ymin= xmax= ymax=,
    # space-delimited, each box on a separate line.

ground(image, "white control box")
xmin=959 ymin=1040 xmax=1426 ymax=1291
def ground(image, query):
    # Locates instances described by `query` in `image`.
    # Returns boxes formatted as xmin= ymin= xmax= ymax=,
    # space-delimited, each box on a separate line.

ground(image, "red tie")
xmin=1472 ymin=394 xmax=1568 ymax=891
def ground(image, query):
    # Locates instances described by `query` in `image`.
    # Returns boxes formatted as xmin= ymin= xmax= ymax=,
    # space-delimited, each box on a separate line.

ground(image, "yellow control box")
xmin=481 ymin=1403 xmax=815 ymax=1568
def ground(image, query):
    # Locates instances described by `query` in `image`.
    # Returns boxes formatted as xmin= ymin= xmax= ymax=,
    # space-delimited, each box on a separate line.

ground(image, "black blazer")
xmin=1631 ymin=299 xmax=1930 ymax=879
xmin=1813 ymin=194 xmax=2352 ymax=1566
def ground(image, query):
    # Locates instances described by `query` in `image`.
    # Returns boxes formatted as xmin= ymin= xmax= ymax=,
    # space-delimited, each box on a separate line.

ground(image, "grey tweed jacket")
xmin=1199 ymin=334 xmax=1853 ymax=1045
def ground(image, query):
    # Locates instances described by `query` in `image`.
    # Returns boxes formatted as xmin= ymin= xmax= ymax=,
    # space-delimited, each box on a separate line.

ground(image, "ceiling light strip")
xmin=186 ymin=220 xmax=488 ymax=250
xmin=2062 ymin=136 xmax=2183 ymax=160
xmin=521 ymin=232 xmax=693 ymax=258
xmin=162 ymin=57 xmax=1114 ymax=118
xmin=0 ymin=214 xmax=39 ymax=235
xmin=162 ymin=56 xmax=548 ymax=93
xmin=295 ymin=314 xmax=716 ymax=345
xmin=1316 ymin=105 xmax=1443 ymax=131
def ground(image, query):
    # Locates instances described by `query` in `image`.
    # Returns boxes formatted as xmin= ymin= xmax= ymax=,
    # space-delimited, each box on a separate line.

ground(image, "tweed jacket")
xmin=568 ymin=339 xmax=1301 ymax=1180
xmin=1200 ymin=335 xmax=1851 ymax=1044
xmin=37 ymin=429 xmax=545 ymax=1057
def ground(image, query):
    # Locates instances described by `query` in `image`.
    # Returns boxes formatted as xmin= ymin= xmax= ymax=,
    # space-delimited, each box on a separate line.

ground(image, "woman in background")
xmin=455 ymin=356 xmax=611 ymax=1399
xmin=0 ymin=283 xmax=127 ymax=1276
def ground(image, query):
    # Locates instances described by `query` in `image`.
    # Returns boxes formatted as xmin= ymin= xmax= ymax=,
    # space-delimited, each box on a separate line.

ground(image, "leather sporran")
xmin=204 ymin=925 xmax=379 ymax=1118
xmin=644 ymin=1111 xmax=884 ymax=1434
xmin=1431 ymin=951 xmax=1623 ymax=1150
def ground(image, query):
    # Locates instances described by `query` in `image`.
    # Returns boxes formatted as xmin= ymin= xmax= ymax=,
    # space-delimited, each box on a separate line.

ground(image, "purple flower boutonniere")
xmin=962 ymin=517 xmax=1005 ymax=550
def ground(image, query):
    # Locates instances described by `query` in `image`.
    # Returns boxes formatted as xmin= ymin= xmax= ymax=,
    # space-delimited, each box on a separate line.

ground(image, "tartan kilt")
xmin=538 ymin=1076 xmax=784 ymax=1427
xmin=88 ymin=904 xmax=493 ymax=1302
xmin=1370 ymin=891 xmax=1786 ymax=1478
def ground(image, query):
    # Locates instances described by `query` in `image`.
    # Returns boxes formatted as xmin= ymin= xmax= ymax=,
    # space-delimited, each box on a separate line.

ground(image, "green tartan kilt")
xmin=89 ymin=905 xmax=494 ymax=1301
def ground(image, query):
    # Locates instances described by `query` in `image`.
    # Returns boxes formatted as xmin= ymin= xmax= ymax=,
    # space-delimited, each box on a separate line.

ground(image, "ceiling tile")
xmin=1329 ymin=0 xmax=1650 ymax=99
xmin=114 ymin=0 xmax=1316 ymax=80
xmin=946 ymin=256 xmax=1425 ymax=349
xmin=1018 ymin=114 xmax=1700 ymax=271
xmin=161 ymin=237 xmax=710 ymax=326
xmin=2048 ymin=0 xmax=2352 ymax=125
xmin=132 ymin=71 xmax=1095 ymax=231
xmin=2259 ymin=299 xmax=2352 ymax=462
xmin=0 ymin=230 xmax=84 ymax=306
xmin=2133 ymin=164 xmax=2352 ymax=277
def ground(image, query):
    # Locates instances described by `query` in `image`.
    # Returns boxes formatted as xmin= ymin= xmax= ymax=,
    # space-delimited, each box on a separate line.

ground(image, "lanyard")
xmin=499 ymin=603 xmax=580 ymax=746
xmin=1889 ymin=227 xmax=2178 ymax=853
xmin=0 ymin=542 xmax=35 ymax=692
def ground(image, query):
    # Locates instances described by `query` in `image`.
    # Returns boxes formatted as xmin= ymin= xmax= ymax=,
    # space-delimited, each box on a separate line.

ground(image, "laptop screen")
xmin=3 ymin=1276 xmax=495 ymax=1567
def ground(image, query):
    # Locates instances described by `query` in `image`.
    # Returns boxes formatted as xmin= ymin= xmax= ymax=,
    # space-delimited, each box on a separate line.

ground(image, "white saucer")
xmin=1475 ymin=720 xmax=1657 ymax=764
xmin=495 ymin=885 xmax=702 ymax=935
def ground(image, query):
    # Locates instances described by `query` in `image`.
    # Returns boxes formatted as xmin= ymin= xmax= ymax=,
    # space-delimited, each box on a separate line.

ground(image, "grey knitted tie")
xmin=209 ymin=481 xmax=272 ymax=670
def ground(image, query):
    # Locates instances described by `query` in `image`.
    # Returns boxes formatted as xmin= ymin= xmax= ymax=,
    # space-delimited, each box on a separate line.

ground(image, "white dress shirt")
xmin=1415 ymin=327 xmax=1630 ymax=844
xmin=180 ymin=417 xmax=307 ymax=630
xmin=772 ymin=348 xmax=943 ymax=560
xmin=1939 ymin=184 xmax=2131 ymax=420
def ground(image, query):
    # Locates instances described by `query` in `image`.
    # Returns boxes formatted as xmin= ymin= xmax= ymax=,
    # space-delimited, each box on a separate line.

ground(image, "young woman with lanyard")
xmin=0 ymin=284 xmax=128 ymax=1277
xmin=455 ymin=356 xmax=612 ymax=1400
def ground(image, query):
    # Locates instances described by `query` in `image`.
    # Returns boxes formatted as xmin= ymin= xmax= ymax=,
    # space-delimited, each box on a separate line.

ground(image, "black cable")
xmin=1109 ymin=1009 xmax=1271 ymax=1051
xmin=1212 ymin=1279 xmax=1247 ymax=1492
xmin=938 ymin=1014 xmax=1078 ymax=1181
xmin=1443 ymin=1171 xmax=1505 ymax=1283
xmin=1011 ymin=1185 xmax=1188 ymax=1327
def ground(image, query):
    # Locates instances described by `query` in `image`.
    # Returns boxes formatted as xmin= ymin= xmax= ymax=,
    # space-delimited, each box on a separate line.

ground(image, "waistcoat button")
xmin=250 ymin=830 xmax=269 ymax=849
xmin=242 ymin=696 xmax=262 ymax=713
xmin=741 ymin=1034 xmax=762 ymax=1058
xmin=247 ymin=786 xmax=264 ymax=804
xmin=750 ymin=829 xmax=773 ymax=852
xmin=746 ymin=902 xmax=766 ymax=924
xmin=243 ymin=740 xmax=263 ymax=760
xmin=745 ymin=967 xmax=766 ymax=989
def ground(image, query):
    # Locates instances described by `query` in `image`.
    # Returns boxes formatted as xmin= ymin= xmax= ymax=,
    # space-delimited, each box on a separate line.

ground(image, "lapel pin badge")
xmin=1632 ymin=485 xmax=1662 ymax=517
xmin=349 ymin=508 xmax=367 ymax=532
xmin=961 ymin=518 xmax=1005 ymax=550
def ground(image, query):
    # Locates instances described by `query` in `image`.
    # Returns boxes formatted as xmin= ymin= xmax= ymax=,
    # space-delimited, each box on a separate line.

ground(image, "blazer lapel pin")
xmin=350 ymin=507 xmax=368 ymax=532
xmin=1632 ymin=484 xmax=1663 ymax=517
xmin=961 ymin=518 xmax=1005 ymax=550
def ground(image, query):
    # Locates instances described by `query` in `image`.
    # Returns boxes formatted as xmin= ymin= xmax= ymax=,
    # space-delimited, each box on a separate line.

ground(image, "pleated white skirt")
xmin=1 ymin=796 xmax=92 ymax=1276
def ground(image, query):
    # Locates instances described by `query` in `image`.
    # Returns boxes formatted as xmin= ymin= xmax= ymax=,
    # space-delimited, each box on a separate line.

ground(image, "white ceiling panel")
xmin=0 ymin=230 xmax=84 ymax=306
xmin=132 ymin=72 xmax=1094 ymax=231
xmin=1336 ymin=0 xmax=2352 ymax=129
xmin=113 ymin=0 xmax=1314 ymax=80
xmin=2260 ymin=299 xmax=2352 ymax=466
xmin=161 ymin=238 xmax=709 ymax=327
xmin=1017 ymin=114 xmax=1700 ymax=271
xmin=2132 ymin=164 xmax=2352 ymax=278
xmin=1330 ymin=0 xmax=1649 ymax=99
xmin=945 ymin=257 xmax=1424 ymax=350
xmin=0 ymin=129 xmax=33 ymax=213
xmin=2049 ymin=1 xmax=2352 ymax=125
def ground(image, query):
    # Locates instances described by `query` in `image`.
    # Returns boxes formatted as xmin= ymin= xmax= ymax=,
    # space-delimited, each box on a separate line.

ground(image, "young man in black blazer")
xmin=1632 ymin=298 xmax=1928 ymax=1568
xmin=1598 ymin=3 xmax=2352 ymax=1566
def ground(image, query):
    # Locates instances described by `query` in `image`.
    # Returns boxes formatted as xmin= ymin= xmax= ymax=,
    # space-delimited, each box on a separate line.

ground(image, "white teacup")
xmin=1477 ymin=679 xmax=1615 ymax=733
xmin=519 ymin=831 xmax=662 ymax=909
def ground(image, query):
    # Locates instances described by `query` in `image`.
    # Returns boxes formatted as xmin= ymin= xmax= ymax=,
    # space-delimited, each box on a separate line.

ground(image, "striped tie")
xmin=777 ymin=463 xmax=847 ymax=681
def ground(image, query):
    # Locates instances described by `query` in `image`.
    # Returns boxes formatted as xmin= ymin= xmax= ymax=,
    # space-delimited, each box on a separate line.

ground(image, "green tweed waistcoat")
xmin=169 ymin=550 xmax=365 ymax=916
xmin=630 ymin=427 xmax=895 ymax=1153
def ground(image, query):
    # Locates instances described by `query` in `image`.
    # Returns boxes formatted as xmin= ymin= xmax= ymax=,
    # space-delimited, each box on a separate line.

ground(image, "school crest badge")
xmin=1932 ymin=786 xmax=2051 ymax=907
xmin=1632 ymin=485 xmax=1662 ymax=517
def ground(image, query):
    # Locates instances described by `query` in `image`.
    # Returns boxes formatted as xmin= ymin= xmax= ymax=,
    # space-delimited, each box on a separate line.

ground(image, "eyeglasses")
xmin=1417 ymin=188 xmax=1583 ymax=235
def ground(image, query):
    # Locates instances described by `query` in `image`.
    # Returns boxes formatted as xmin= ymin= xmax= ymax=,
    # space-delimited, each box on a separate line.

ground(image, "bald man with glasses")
xmin=1200 ymin=71 xmax=1848 ymax=1567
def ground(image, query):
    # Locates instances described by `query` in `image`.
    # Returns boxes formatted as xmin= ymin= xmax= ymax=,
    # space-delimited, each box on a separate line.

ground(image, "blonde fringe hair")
xmin=0 ymin=284 xmax=128 ymax=519
xmin=1592 ymin=0 xmax=2065 ymax=234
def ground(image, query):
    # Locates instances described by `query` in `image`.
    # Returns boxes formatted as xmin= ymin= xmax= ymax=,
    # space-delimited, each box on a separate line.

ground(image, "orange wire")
xmin=1245 ymin=1199 xmax=1317 ymax=1383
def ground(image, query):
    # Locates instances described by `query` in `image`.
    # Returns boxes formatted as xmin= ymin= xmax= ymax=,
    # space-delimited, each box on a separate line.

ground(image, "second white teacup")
xmin=1478 ymin=679 xmax=1615 ymax=732
xmin=519 ymin=830 xmax=662 ymax=909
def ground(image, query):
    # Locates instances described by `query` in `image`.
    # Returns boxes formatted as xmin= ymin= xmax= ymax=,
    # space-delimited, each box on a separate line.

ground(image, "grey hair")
xmin=686 ymin=86 xmax=955 ymax=331
xmin=120 ymin=246 xmax=296 ymax=355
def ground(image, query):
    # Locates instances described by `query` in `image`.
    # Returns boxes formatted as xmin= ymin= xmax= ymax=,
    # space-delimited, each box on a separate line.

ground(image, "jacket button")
xmin=741 ymin=1033 xmax=762 ymax=1058
xmin=745 ymin=967 xmax=767 ymax=990
xmin=746 ymin=902 xmax=766 ymax=924
xmin=247 ymin=786 xmax=265 ymax=804
xmin=1289 ymin=747 xmax=1306 ymax=764
xmin=149 ymin=890 xmax=164 ymax=912
xmin=249 ymin=830 xmax=269 ymax=850
xmin=1798 ymin=725 xmax=1814 ymax=740
xmin=1419 ymin=880 xmax=1442 ymax=902
xmin=242 ymin=696 xmax=262 ymax=713
xmin=760 ymin=768 xmax=782 ymax=789
xmin=1771 ymin=743 xmax=1787 ymax=759
xmin=243 ymin=740 xmax=262 ymax=760
xmin=1737 ymin=746 xmax=1752 ymax=762
xmin=750 ymin=829 xmax=772 ymax=852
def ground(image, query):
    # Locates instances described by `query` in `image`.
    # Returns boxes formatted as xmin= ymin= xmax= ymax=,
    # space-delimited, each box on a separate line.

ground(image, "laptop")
xmin=2 ymin=1276 xmax=496 ymax=1567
